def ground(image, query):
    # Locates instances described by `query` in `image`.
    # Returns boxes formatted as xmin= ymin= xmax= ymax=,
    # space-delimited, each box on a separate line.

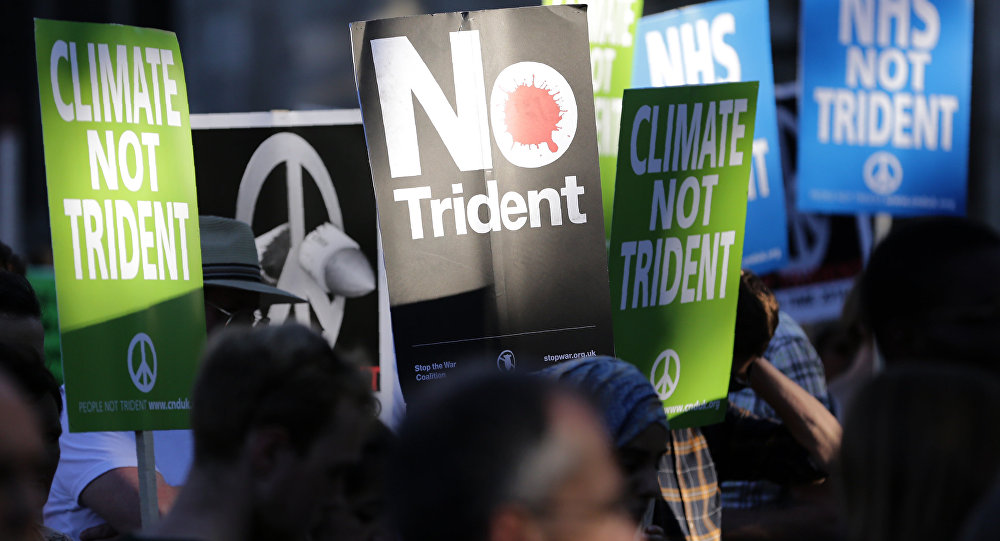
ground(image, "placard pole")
xmin=873 ymin=213 xmax=893 ymax=246
xmin=871 ymin=212 xmax=892 ymax=374
xmin=135 ymin=430 xmax=159 ymax=527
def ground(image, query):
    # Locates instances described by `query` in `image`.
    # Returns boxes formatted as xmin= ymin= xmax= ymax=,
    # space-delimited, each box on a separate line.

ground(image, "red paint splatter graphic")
xmin=503 ymin=76 xmax=566 ymax=153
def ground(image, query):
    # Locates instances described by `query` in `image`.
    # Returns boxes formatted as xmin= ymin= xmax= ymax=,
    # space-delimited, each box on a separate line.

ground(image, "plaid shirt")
xmin=657 ymin=428 xmax=721 ymax=541
xmin=655 ymin=411 xmax=826 ymax=541
xmin=722 ymin=311 xmax=834 ymax=509
xmin=654 ymin=312 xmax=831 ymax=539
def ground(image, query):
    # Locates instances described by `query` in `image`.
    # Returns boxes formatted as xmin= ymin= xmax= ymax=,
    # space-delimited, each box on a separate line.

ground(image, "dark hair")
xmin=839 ymin=364 xmax=1000 ymax=541
xmin=388 ymin=375 xmax=557 ymax=541
xmin=191 ymin=324 xmax=373 ymax=463
xmin=860 ymin=217 xmax=1000 ymax=371
xmin=0 ymin=341 xmax=61 ymax=413
xmin=0 ymin=271 xmax=42 ymax=319
xmin=733 ymin=270 xmax=779 ymax=362
xmin=346 ymin=419 xmax=394 ymax=488
xmin=345 ymin=419 xmax=395 ymax=510
xmin=0 ymin=242 xmax=26 ymax=275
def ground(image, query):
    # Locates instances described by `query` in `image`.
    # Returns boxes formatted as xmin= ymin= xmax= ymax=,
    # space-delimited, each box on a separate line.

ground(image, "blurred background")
xmin=3 ymin=0 xmax=998 ymax=304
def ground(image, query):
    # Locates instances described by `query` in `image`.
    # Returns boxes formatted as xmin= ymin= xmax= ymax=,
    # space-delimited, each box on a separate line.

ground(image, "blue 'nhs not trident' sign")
xmin=633 ymin=0 xmax=789 ymax=274
xmin=799 ymin=0 xmax=972 ymax=215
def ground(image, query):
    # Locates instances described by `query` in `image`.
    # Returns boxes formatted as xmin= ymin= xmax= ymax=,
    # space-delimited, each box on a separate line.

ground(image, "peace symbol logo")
xmin=863 ymin=151 xmax=904 ymax=196
xmin=235 ymin=132 xmax=348 ymax=340
xmin=650 ymin=349 xmax=680 ymax=401
xmin=497 ymin=350 xmax=516 ymax=372
xmin=127 ymin=332 xmax=157 ymax=393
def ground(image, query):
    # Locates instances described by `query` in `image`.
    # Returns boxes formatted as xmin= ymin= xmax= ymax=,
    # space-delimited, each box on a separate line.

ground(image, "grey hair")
xmin=505 ymin=427 xmax=582 ymax=509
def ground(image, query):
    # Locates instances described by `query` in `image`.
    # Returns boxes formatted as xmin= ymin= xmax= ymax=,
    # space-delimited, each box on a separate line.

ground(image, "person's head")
xmin=0 ymin=372 xmax=45 ymax=541
xmin=815 ymin=278 xmax=871 ymax=381
xmin=861 ymin=217 xmax=1000 ymax=372
xmin=732 ymin=270 xmax=779 ymax=385
xmin=389 ymin=374 xmax=635 ymax=541
xmin=189 ymin=323 xmax=373 ymax=537
xmin=0 ymin=343 xmax=61 ymax=517
xmin=0 ymin=271 xmax=44 ymax=358
xmin=203 ymin=285 xmax=263 ymax=332
xmin=0 ymin=242 xmax=27 ymax=275
xmin=540 ymin=356 xmax=668 ymax=522
xmin=838 ymin=363 xmax=1000 ymax=541
xmin=199 ymin=216 xmax=303 ymax=333
xmin=312 ymin=420 xmax=396 ymax=541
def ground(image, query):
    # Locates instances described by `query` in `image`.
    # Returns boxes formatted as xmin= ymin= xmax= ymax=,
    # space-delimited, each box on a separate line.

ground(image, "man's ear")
xmin=489 ymin=505 xmax=545 ymax=541
xmin=245 ymin=426 xmax=291 ymax=476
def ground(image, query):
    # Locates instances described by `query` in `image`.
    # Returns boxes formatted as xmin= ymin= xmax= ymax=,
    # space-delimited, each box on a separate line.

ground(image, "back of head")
xmin=0 ymin=272 xmax=45 ymax=359
xmin=839 ymin=363 xmax=1000 ymax=541
xmin=0 ymin=343 xmax=62 ymax=517
xmin=313 ymin=420 xmax=397 ymax=541
xmin=539 ymin=356 xmax=667 ymax=448
xmin=191 ymin=323 xmax=372 ymax=464
xmin=0 ymin=343 xmax=60 ymax=414
xmin=540 ymin=357 xmax=669 ymax=522
xmin=389 ymin=375 xmax=565 ymax=541
xmin=346 ymin=419 xmax=395 ymax=506
xmin=734 ymin=270 xmax=779 ymax=362
xmin=0 ymin=271 xmax=41 ymax=320
xmin=0 ymin=242 xmax=27 ymax=275
xmin=861 ymin=217 xmax=1000 ymax=372
xmin=0 ymin=372 xmax=43 ymax=541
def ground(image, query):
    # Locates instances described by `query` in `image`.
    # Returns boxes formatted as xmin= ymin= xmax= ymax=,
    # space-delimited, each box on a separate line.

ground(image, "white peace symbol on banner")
xmin=650 ymin=349 xmax=681 ymax=401
xmin=236 ymin=132 xmax=346 ymax=342
xmin=127 ymin=332 xmax=157 ymax=393
xmin=863 ymin=151 xmax=904 ymax=196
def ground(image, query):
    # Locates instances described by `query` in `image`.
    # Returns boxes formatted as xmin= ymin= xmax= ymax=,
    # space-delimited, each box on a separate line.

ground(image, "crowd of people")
xmin=1 ymin=215 xmax=998 ymax=541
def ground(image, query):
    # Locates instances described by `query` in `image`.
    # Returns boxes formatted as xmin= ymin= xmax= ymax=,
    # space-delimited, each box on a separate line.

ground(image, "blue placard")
xmin=798 ymin=0 xmax=972 ymax=215
xmin=633 ymin=0 xmax=789 ymax=274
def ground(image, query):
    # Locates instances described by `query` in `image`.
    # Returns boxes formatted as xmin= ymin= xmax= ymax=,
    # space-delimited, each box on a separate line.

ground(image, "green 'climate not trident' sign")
xmin=35 ymin=19 xmax=205 ymax=432
xmin=610 ymin=83 xmax=758 ymax=428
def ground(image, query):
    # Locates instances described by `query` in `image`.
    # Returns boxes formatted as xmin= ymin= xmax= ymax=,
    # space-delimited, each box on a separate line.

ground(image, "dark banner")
xmin=190 ymin=111 xmax=384 ymax=403
xmin=351 ymin=6 xmax=615 ymax=398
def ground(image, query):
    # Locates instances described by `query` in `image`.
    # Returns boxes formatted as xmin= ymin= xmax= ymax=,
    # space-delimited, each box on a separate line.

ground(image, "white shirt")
xmin=43 ymin=387 xmax=193 ymax=541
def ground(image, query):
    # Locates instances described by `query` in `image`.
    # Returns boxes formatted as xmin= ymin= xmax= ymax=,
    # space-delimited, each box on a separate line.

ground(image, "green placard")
xmin=35 ymin=19 xmax=205 ymax=432
xmin=545 ymin=0 xmax=643 ymax=238
xmin=610 ymin=83 xmax=758 ymax=428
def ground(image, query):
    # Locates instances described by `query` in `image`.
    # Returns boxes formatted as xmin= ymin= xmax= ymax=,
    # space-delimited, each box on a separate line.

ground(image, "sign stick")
xmin=873 ymin=213 xmax=893 ymax=245
xmin=135 ymin=430 xmax=159 ymax=527
xmin=870 ymin=212 xmax=892 ymax=374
